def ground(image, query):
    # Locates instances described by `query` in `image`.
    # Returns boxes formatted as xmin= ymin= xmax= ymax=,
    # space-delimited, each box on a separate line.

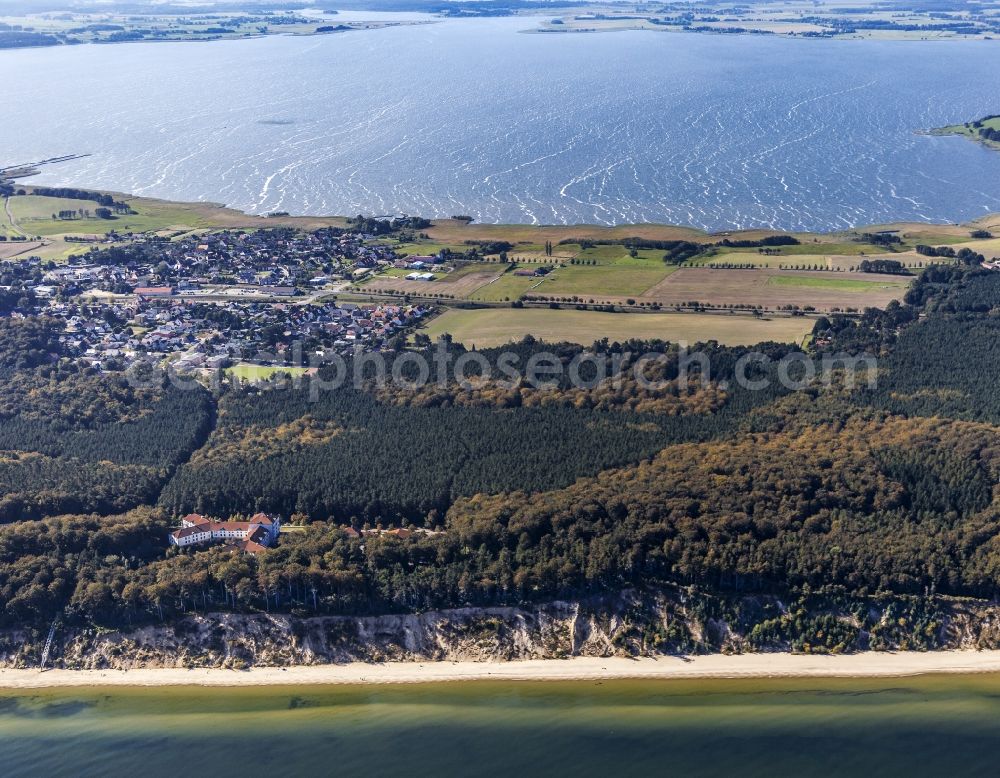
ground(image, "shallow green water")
xmin=2 ymin=675 xmax=999 ymax=776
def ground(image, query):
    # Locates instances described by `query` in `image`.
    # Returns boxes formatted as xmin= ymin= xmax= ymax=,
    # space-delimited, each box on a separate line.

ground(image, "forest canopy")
xmin=2 ymin=263 xmax=1000 ymax=643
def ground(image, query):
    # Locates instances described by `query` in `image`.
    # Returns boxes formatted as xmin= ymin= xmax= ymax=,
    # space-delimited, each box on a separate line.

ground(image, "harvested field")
xmin=634 ymin=267 xmax=911 ymax=311
xmin=468 ymin=273 xmax=546 ymax=302
xmin=949 ymin=238 xmax=1000 ymax=259
xmin=361 ymin=266 xmax=503 ymax=297
xmin=421 ymin=307 xmax=813 ymax=348
xmin=0 ymin=240 xmax=43 ymax=259
xmin=535 ymin=264 xmax=673 ymax=297
xmin=694 ymin=251 xmax=933 ymax=272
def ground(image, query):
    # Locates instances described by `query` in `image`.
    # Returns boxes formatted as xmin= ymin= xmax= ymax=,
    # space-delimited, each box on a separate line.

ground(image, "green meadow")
xmin=534 ymin=263 xmax=674 ymax=297
xmin=225 ymin=363 xmax=310 ymax=381
xmin=768 ymin=275 xmax=909 ymax=291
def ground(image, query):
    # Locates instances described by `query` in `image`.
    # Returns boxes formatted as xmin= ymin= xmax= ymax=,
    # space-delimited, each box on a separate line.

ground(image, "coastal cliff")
xmin=8 ymin=590 xmax=1000 ymax=670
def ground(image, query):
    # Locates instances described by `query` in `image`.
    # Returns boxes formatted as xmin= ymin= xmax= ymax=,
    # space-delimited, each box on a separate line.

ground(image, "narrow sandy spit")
xmin=5 ymin=651 xmax=1000 ymax=688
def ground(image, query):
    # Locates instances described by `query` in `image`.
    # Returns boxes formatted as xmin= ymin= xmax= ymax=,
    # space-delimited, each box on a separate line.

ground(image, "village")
xmin=0 ymin=224 xmax=436 ymax=372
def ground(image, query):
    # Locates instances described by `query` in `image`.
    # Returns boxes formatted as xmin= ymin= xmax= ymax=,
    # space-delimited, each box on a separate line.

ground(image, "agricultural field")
xmin=390 ymin=241 xmax=470 ymax=257
xmin=378 ymin=268 xmax=448 ymax=280
xmin=0 ymin=197 xmax=20 ymax=239
xmin=466 ymin=248 xmax=680 ymax=301
xmin=2 ymin=194 xmax=91 ymax=259
xmin=7 ymin=195 xmax=116 ymax=236
xmin=362 ymin=250 xmax=914 ymax=311
xmin=693 ymin=246 xmax=939 ymax=272
xmin=8 ymin=237 xmax=88 ymax=262
xmin=736 ymin=241 xmax=883 ymax=257
xmin=532 ymin=263 xmax=674 ymax=297
xmin=467 ymin=272 xmax=547 ymax=302
xmin=225 ymin=363 xmax=310 ymax=381
xmin=767 ymin=275 xmax=905 ymax=291
xmin=8 ymin=194 xmax=223 ymax=237
xmin=420 ymin=307 xmax=814 ymax=348
xmin=9 ymin=195 xmax=96 ymax=221
xmin=513 ymin=244 xmax=579 ymax=262
xmin=563 ymin=244 xmax=645 ymax=262
xmin=0 ymin=240 xmax=43 ymax=260
xmin=0 ymin=187 xmax=354 ymax=263
xmin=692 ymin=250 xmax=929 ymax=271
xmin=690 ymin=251 xmax=834 ymax=269
xmin=558 ymin=245 xmax=667 ymax=265
xmin=363 ymin=253 xmax=677 ymax=302
xmin=634 ymin=268 xmax=911 ymax=311
xmin=12 ymin=187 xmax=350 ymax=234
xmin=948 ymin=237 xmax=1000 ymax=260
xmin=359 ymin=263 xmax=504 ymax=297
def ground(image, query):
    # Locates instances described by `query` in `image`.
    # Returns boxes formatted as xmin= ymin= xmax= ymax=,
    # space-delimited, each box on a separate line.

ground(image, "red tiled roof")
xmin=173 ymin=515 xmax=277 ymax=546
xmin=215 ymin=521 xmax=252 ymax=531
xmin=172 ymin=526 xmax=211 ymax=540
xmin=227 ymin=539 xmax=268 ymax=554
xmin=135 ymin=286 xmax=174 ymax=295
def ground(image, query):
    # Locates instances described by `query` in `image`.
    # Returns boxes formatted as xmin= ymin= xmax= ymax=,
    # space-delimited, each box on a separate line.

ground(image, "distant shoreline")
xmin=6 ymin=651 xmax=1000 ymax=688
xmin=4 ymin=178 xmax=998 ymax=240
xmin=0 ymin=18 xmax=435 ymax=52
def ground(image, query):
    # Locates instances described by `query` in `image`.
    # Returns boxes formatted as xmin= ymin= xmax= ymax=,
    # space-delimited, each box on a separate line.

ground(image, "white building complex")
xmin=168 ymin=513 xmax=281 ymax=554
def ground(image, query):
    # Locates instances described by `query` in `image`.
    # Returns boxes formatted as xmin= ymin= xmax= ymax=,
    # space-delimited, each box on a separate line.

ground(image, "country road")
xmin=2 ymin=196 xmax=25 ymax=238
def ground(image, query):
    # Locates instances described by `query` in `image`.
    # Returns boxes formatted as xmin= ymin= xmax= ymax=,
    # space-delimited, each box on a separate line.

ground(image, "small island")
xmin=930 ymin=114 xmax=1000 ymax=150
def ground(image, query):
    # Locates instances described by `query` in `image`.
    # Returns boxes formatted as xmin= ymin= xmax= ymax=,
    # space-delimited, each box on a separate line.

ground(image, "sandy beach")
xmin=5 ymin=651 xmax=1000 ymax=688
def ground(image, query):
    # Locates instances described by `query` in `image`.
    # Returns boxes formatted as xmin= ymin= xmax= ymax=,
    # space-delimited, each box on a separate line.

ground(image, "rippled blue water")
xmin=3 ymin=18 xmax=1000 ymax=230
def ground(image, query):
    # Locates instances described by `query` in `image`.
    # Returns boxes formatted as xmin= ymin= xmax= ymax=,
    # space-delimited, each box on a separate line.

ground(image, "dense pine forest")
xmin=3 ymin=263 xmax=1000 ymax=656
xmin=0 ymin=319 xmax=213 ymax=522
xmin=159 ymin=338 xmax=798 ymax=522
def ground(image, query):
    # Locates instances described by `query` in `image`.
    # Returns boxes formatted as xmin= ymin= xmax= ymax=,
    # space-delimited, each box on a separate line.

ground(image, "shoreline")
xmin=927 ymin=125 xmax=1000 ymax=153
xmin=5 ymin=163 xmax=1000 ymax=239
xmin=0 ymin=20 xmax=436 ymax=53
xmin=6 ymin=651 xmax=1000 ymax=689
xmin=5 ymin=178 xmax=998 ymax=241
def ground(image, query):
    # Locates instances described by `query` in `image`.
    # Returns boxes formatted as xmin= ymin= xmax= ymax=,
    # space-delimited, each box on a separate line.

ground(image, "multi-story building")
xmin=168 ymin=513 xmax=281 ymax=554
